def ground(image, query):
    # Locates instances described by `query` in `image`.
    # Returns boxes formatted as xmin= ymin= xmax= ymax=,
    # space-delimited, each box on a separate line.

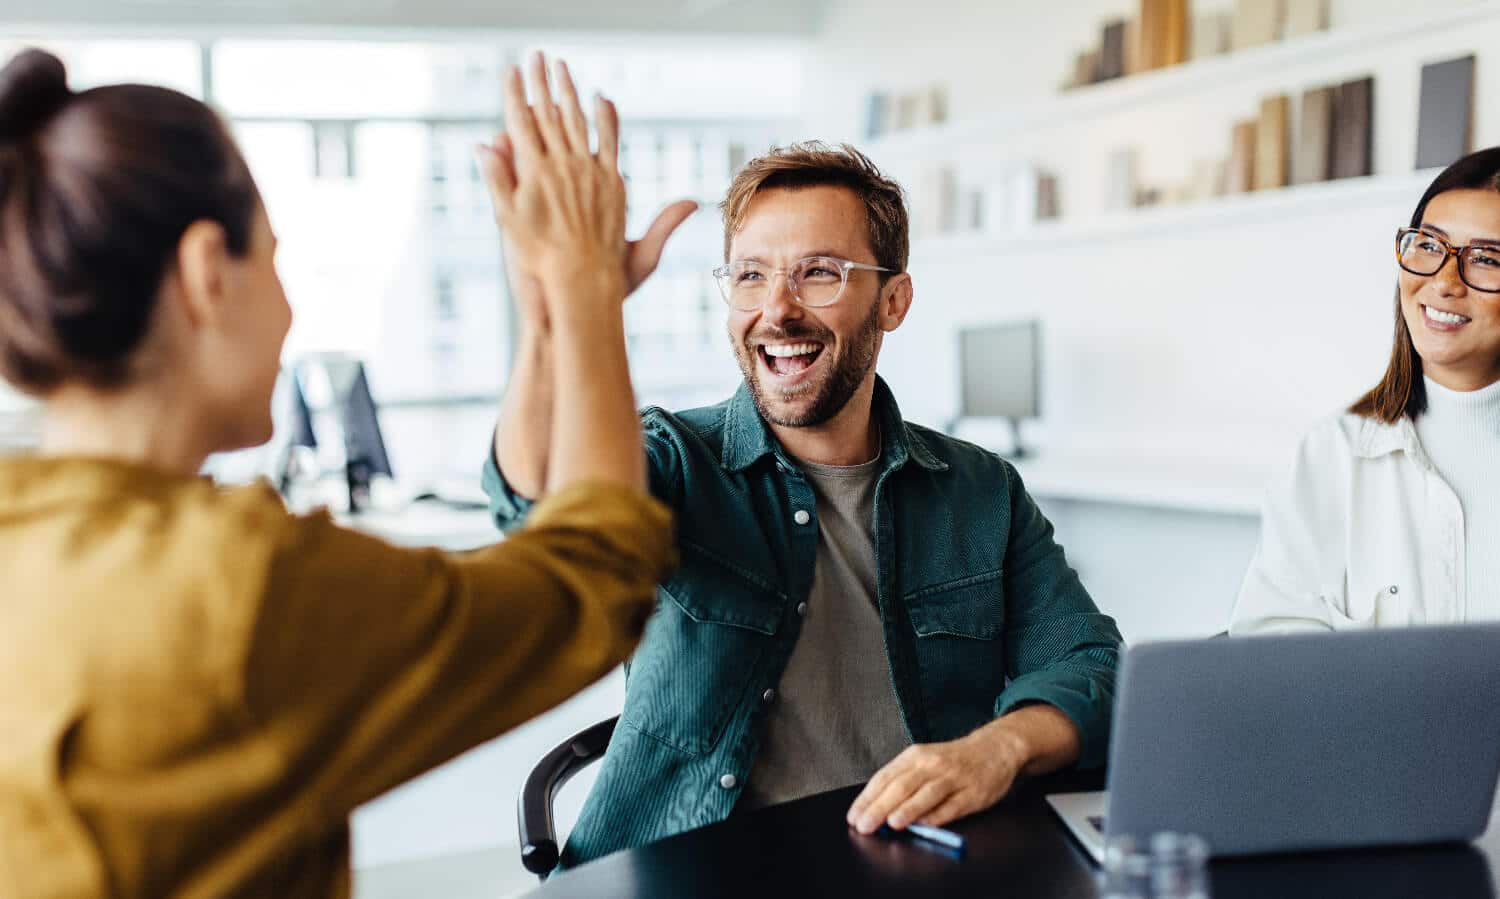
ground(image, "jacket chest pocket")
xmin=902 ymin=570 xmax=1007 ymax=739
xmin=621 ymin=546 xmax=783 ymax=757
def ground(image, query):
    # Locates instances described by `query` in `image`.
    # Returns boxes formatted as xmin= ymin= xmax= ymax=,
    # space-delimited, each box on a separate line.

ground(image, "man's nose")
xmin=758 ymin=271 xmax=803 ymax=324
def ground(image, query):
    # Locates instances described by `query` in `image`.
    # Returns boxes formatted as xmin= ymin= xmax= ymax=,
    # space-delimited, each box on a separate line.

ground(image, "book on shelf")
xmin=979 ymin=167 xmax=1060 ymax=234
xmin=1283 ymin=0 xmax=1328 ymax=37
xmin=1293 ymin=85 xmax=1335 ymax=185
xmin=1164 ymin=179 xmax=1196 ymax=206
xmin=914 ymin=166 xmax=958 ymax=237
xmin=1253 ymin=94 xmax=1291 ymax=191
xmin=1124 ymin=18 xmax=1142 ymax=77
xmin=864 ymin=93 xmax=890 ymax=140
xmin=966 ymin=190 xmax=985 ymax=232
xmin=1189 ymin=158 xmax=1228 ymax=201
xmin=1415 ymin=54 xmax=1475 ymax=171
xmin=1080 ymin=49 xmax=1104 ymax=86
xmin=1037 ymin=174 xmax=1060 ymax=221
xmin=1226 ymin=120 xmax=1257 ymax=194
xmin=917 ymin=84 xmax=949 ymax=126
xmin=1010 ymin=167 xmax=1042 ymax=228
xmin=1190 ymin=11 xmax=1232 ymax=59
xmin=894 ymin=93 xmax=921 ymax=130
xmin=1231 ymin=0 xmax=1282 ymax=51
xmin=1100 ymin=20 xmax=1128 ymax=81
xmin=938 ymin=166 xmax=960 ymax=234
xmin=1331 ymin=76 xmax=1374 ymax=179
xmin=1106 ymin=148 xmax=1139 ymax=211
xmin=1067 ymin=49 xmax=1101 ymax=88
xmin=1140 ymin=0 xmax=1188 ymax=71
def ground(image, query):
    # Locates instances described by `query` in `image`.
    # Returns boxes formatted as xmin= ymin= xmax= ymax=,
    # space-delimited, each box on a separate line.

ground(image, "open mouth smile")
xmin=757 ymin=341 xmax=826 ymax=383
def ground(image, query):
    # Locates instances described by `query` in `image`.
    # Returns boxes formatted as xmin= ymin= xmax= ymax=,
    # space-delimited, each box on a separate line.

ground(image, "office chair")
xmin=518 ymin=715 xmax=618 ymax=879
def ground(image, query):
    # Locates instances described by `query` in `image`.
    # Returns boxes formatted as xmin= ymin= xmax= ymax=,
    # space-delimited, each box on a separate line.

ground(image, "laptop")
xmin=1048 ymin=623 xmax=1500 ymax=861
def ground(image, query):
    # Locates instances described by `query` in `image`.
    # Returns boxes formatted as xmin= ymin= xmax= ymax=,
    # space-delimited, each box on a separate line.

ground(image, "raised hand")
xmin=477 ymin=60 xmax=697 ymax=331
xmin=477 ymin=54 xmax=626 ymax=310
xmin=476 ymin=53 xmax=652 ymax=495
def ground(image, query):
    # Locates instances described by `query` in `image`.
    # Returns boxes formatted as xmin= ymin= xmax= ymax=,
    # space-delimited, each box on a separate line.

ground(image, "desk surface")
xmin=1009 ymin=453 xmax=1268 ymax=517
xmin=525 ymin=772 xmax=1499 ymax=899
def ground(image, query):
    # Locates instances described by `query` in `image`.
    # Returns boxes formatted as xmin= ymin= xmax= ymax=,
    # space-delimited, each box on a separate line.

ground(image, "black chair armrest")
xmin=518 ymin=715 xmax=619 ymax=878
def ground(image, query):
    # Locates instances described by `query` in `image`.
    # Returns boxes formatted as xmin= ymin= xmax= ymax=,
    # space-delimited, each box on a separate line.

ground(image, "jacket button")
xmin=793 ymin=509 xmax=811 ymax=525
xmin=1389 ymin=585 xmax=1399 ymax=595
xmin=796 ymin=602 xmax=808 ymax=617
xmin=762 ymin=688 xmax=776 ymax=704
xmin=720 ymin=774 xmax=738 ymax=790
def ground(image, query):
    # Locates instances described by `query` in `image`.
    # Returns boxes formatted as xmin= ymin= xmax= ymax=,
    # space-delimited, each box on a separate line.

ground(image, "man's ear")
xmin=171 ymin=220 xmax=231 ymax=330
xmin=879 ymin=273 xmax=914 ymax=332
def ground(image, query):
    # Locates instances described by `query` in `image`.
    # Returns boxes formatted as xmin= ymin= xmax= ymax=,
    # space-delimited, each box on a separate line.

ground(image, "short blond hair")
xmin=719 ymin=141 xmax=908 ymax=275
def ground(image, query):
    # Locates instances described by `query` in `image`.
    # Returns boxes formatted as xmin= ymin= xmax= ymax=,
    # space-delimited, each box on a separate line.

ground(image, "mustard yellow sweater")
xmin=0 ymin=456 xmax=674 ymax=898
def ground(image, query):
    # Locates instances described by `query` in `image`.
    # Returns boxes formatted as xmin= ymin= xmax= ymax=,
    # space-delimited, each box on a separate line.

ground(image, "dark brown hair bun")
xmin=0 ymin=48 xmax=73 ymax=141
xmin=0 ymin=47 xmax=259 ymax=395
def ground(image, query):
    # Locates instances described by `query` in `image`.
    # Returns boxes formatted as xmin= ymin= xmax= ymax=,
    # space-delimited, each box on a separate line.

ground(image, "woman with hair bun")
xmin=0 ymin=48 xmax=678 ymax=897
xmin=1231 ymin=148 xmax=1500 ymax=634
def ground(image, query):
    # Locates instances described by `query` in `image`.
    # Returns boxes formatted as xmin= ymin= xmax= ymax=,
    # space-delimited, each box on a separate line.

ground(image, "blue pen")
xmin=877 ymin=822 xmax=967 ymax=855
xmin=906 ymin=823 xmax=967 ymax=852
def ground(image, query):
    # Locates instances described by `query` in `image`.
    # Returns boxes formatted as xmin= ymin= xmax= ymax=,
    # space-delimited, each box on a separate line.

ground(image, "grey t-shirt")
xmin=739 ymin=453 xmax=911 ymax=810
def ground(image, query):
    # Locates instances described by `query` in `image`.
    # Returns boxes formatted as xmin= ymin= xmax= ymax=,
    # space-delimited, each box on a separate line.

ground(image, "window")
xmin=312 ymin=122 xmax=356 ymax=179
xmin=0 ymin=36 xmax=804 ymax=469
xmin=0 ymin=38 xmax=202 ymax=96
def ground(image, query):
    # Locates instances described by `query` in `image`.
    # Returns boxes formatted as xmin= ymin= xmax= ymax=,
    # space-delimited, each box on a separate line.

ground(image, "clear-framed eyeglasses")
xmin=1396 ymin=227 xmax=1500 ymax=293
xmin=711 ymin=256 xmax=894 ymax=311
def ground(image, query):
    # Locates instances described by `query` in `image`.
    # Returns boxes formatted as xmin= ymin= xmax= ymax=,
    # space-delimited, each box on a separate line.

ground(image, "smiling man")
xmin=484 ymin=142 xmax=1122 ymax=870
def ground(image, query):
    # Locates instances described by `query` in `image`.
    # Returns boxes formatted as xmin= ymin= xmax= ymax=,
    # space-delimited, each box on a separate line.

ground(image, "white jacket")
xmin=1229 ymin=413 xmax=1468 ymax=634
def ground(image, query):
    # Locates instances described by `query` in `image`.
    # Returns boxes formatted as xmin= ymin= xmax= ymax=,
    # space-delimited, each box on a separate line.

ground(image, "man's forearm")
xmin=982 ymin=704 xmax=1081 ymax=777
xmin=493 ymin=326 xmax=554 ymax=501
xmin=544 ymin=266 xmax=644 ymax=493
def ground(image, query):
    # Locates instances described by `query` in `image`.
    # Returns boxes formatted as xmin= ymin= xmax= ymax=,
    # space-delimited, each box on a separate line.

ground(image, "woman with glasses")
xmin=0 ymin=49 xmax=676 ymax=897
xmin=1230 ymin=148 xmax=1500 ymax=634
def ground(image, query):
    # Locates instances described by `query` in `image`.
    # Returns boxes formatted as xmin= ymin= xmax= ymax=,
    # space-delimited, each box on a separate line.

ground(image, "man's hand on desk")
xmin=846 ymin=704 xmax=1081 ymax=834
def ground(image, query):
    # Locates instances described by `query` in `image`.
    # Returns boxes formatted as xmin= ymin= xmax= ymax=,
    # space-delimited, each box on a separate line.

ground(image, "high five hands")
xmin=476 ymin=52 xmax=698 ymax=329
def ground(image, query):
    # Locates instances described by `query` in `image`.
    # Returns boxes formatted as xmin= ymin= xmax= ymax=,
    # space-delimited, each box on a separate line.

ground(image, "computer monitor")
xmin=270 ymin=368 xmax=317 ymax=494
xmin=296 ymin=355 xmax=392 ymax=512
xmin=955 ymin=320 xmax=1040 ymax=456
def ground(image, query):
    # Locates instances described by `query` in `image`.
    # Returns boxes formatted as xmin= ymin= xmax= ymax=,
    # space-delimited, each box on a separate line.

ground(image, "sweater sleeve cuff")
xmin=481 ymin=446 xmax=537 ymax=534
xmin=994 ymin=666 xmax=1114 ymax=770
xmin=525 ymin=481 xmax=678 ymax=584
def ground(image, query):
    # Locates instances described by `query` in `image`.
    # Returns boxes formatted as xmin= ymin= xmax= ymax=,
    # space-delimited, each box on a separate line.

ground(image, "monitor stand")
xmin=1005 ymin=417 xmax=1029 ymax=459
xmin=945 ymin=416 xmax=1029 ymax=458
xmin=346 ymin=456 xmax=375 ymax=514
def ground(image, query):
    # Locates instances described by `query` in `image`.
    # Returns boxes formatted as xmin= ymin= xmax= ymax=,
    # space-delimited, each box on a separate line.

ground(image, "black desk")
xmin=526 ymin=772 xmax=1499 ymax=898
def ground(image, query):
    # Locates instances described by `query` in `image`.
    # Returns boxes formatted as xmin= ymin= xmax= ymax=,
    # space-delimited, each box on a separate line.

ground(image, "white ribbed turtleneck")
xmin=1415 ymin=375 xmax=1500 ymax=620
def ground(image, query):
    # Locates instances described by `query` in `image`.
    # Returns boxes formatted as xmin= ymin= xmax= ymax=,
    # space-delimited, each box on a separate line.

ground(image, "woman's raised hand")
xmin=477 ymin=54 xmax=697 ymax=330
xmin=478 ymin=53 xmax=628 ymax=313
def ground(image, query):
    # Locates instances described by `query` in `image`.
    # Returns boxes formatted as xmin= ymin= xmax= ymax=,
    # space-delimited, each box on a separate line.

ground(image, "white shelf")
xmin=867 ymin=3 xmax=1500 ymax=160
xmin=1010 ymin=452 xmax=1269 ymax=517
xmin=910 ymin=168 xmax=1439 ymax=255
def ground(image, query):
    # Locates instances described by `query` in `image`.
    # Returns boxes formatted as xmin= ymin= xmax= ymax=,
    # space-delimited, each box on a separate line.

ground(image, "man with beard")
xmin=484 ymin=140 xmax=1122 ymax=871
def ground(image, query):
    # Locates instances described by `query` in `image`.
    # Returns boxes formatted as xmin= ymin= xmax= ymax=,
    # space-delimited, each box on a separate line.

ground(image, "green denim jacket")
xmin=483 ymin=377 xmax=1122 ymax=870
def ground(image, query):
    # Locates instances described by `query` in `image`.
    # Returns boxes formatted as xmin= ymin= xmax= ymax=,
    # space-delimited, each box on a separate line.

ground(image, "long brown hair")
xmin=1350 ymin=147 xmax=1500 ymax=422
xmin=0 ymin=48 xmax=258 ymax=395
